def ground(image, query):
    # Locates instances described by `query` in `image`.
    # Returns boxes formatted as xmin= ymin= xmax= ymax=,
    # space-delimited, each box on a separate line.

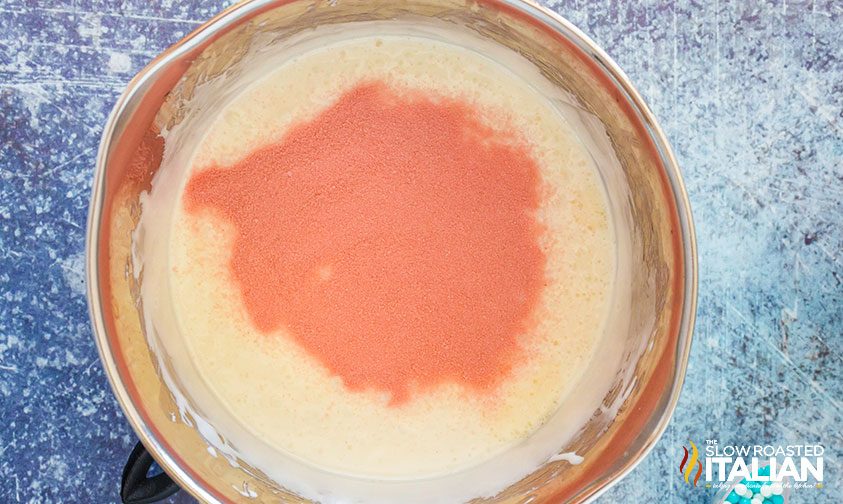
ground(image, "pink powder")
xmin=185 ymin=81 xmax=546 ymax=404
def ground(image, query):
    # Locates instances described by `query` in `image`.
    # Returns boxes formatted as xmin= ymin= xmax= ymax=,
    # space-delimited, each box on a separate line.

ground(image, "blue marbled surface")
xmin=0 ymin=1 xmax=840 ymax=503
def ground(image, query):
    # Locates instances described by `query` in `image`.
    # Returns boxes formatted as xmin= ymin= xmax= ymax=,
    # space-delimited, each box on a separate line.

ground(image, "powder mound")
xmin=184 ymin=81 xmax=546 ymax=404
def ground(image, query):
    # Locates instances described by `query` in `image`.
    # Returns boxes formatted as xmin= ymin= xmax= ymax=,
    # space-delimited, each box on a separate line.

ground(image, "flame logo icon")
xmin=679 ymin=440 xmax=703 ymax=486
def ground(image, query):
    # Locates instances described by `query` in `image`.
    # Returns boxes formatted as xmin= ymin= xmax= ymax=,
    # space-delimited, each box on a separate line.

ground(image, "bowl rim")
xmin=86 ymin=1 xmax=698 ymax=502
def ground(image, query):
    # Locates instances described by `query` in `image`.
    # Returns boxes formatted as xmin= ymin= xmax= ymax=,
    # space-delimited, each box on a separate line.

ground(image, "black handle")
xmin=121 ymin=441 xmax=181 ymax=504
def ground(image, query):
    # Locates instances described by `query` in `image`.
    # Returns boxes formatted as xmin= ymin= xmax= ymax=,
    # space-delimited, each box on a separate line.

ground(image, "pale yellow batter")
xmin=140 ymin=32 xmax=616 ymax=493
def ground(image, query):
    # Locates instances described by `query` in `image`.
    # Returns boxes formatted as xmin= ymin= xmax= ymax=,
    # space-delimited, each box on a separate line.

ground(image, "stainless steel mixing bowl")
xmin=86 ymin=1 xmax=697 ymax=502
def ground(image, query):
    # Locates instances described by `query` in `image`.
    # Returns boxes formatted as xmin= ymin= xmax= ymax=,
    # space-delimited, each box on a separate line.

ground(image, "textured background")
xmin=0 ymin=0 xmax=840 ymax=502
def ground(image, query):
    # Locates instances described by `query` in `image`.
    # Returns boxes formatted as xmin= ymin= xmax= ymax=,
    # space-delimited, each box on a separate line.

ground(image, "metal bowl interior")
xmin=86 ymin=0 xmax=697 ymax=502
